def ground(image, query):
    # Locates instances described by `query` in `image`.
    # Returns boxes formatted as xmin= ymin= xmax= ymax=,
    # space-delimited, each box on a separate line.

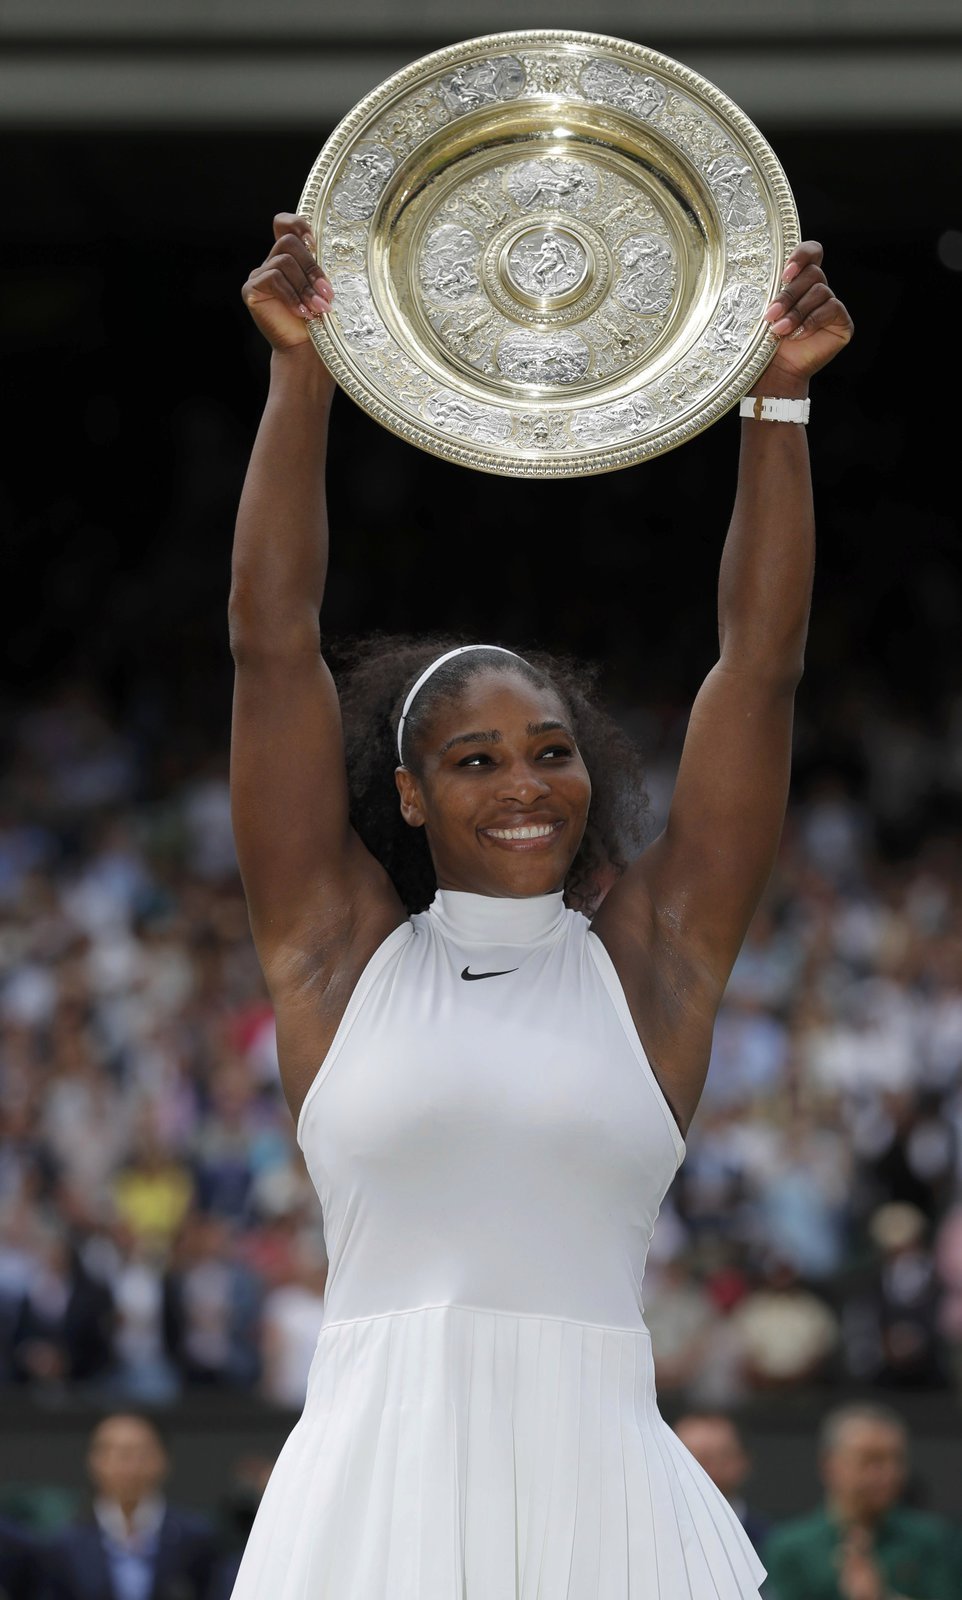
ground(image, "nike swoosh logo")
xmin=461 ymin=966 xmax=519 ymax=982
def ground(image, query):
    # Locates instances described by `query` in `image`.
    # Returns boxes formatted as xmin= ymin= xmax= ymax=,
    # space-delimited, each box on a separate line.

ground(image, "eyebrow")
xmin=438 ymin=720 xmax=573 ymax=756
xmin=438 ymin=729 xmax=502 ymax=756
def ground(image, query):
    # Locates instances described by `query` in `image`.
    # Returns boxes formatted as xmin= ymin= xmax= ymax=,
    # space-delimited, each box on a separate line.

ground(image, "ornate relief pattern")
xmin=437 ymin=56 xmax=525 ymax=115
xmin=300 ymin=29 xmax=799 ymax=476
xmin=330 ymin=144 xmax=396 ymax=221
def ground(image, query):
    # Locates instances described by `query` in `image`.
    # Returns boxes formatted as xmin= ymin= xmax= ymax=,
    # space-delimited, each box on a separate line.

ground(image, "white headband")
xmin=396 ymin=645 xmax=523 ymax=763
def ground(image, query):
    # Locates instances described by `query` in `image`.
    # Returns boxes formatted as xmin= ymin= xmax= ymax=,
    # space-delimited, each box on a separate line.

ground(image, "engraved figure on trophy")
xmin=704 ymin=282 xmax=765 ymax=353
xmin=514 ymin=411 xmax=570 ymax=451
xmin=381 ymin=92 xmax=448 ymax=155
xmin=333 ymin=275 xmax=390 ymax=350
xmin=436 ymin=55 xmax=525 ymax=115
xmin=706 ymin=152 xmax=768 ymax=232
xmin=496 ymin=328 xmax=590 ymax=385
xmin=518 ymin=54 xmax=568 ymax=96
xmin=506 ymin=229 xmax=588 ymax=299
xmin=571 ymin=391 xmax=660 ymax=446
xmin=374 ymin=346 xmax=434 ymax=408
xmin=614 ymin=234 xmax=675 ymax=314
xmin=420 ymin=224 xmax=481 ymax=304
xmin=423 ymin=389 xmax=513 ymax=445
xmin=506 ymin=159 xmax=598 ymax=215
xmin=327 ymin=234 xmax=365 ymax=268
xmin=331 ymin=143 xmax=397 ymax=221
xmin=578 ymin=59 xmax=667 ymax=120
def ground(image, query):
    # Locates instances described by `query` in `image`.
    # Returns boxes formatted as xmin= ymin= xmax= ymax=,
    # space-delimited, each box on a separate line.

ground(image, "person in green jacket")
xmin=762 ymin=1401 xmax=962 ymax=1600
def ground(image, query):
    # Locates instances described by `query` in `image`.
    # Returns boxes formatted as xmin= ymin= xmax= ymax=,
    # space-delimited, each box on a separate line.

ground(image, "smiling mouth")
xmin=480 ymin=820 xmax=565 ymax=846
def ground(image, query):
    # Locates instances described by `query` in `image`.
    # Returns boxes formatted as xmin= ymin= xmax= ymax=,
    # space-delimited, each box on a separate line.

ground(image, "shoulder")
xmin=888 ymin=1505 xmax=962 ymax=1550
xmin=762 ymin=1507 xmax=832 ymax=1560
xmin=161 ymin=1505 xmax=219 ymax=1544
xmin=47 ymin=1518 xmax=100 ymax=1550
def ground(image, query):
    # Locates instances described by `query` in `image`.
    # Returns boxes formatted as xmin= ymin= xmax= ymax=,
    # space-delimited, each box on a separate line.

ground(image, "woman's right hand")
xmin=241 ymin=211 xmax=334 ymax=354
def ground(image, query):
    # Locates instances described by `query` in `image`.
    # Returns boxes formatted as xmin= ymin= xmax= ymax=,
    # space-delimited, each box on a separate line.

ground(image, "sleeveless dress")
xmin=229 ymin=889 xmax=767 ymax=1599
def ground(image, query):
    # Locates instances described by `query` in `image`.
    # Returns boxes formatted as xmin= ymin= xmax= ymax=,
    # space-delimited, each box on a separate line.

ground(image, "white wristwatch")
xmin=739 ymin=395 xmax=811 ymax=424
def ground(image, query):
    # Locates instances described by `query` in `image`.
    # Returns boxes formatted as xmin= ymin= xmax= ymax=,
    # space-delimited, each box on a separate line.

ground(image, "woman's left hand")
xmin=760 ymin=239 xmax=854 ymax=388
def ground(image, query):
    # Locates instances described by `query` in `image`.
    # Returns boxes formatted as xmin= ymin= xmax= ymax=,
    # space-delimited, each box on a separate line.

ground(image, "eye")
xmin=538 ymin=744 xmax=572 ymax=760
xmin=457 ymin=752 xmax=495 ymax=767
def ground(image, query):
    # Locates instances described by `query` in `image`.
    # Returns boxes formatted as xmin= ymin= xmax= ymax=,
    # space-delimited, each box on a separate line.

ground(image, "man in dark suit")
xmin=672 ymin=1409 xmax=773 ymax=1556
xmin=39 ymin=1410 xmax=222 ymax=1600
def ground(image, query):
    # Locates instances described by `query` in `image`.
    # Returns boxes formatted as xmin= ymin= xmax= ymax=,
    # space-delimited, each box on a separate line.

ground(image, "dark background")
xmin=3 ymin=125 xmax=959 ymax=791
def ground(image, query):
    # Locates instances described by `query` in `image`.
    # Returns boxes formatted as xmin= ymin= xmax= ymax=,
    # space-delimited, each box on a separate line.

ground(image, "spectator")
xmin=111 ymin=1115 xmax=195 ymax=1255
xmin=162 ymin=1212 xmax=263 ymax=1388
xmin=98 ymin=1222 xmax=180 ymax=1404
xmin=258 ymin=1229 xmax=327 ymax=1410
xmin=39 ymin=1410 xmax=221 ymax=1600
xmin=866 ymin=1202 xmax=947 ymax=1390
xmin=189 ymin=1060 xmax=281 ymax=1222
xmin=645 ymin=1255 xmax=723 ymax=1405
xmin=837 ymin=1202 xmax=948 ymax=1391
xmin=672 ymin=1411 xmax=772 ymax=1557
xmin=727 ymin=1254 xmax=840 ymax=1392
xmin=762 ymin=1400 xmax=962 ymax=1599
xmin=9 ymin=1224 xmax=113 ymax=1391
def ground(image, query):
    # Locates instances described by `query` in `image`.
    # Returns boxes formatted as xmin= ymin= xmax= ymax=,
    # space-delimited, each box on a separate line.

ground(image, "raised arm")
xmin=594 ymin=241 xmax=854 ymax=1126
xmin=229 ymin=214 xmax=403 ymax=1105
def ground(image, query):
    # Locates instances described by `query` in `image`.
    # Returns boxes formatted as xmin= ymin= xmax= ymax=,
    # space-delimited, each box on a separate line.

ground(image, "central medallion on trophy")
xmin=502 ymin=225 xmax=590 ymax=307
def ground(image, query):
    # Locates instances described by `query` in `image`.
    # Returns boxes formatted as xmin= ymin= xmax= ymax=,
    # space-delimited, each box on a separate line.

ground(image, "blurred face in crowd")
xmin=87 ymin=1414 xmax=168 ymax=1508
xmin=821 ymin=1416 xmax=907 ymax=1523
xmin=674 ymin=1416 xmax=750 ymax=1499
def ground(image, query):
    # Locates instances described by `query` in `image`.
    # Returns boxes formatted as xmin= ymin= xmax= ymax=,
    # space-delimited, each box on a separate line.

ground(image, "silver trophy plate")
xmin=298 ymin=29 xmax=800 ymax=478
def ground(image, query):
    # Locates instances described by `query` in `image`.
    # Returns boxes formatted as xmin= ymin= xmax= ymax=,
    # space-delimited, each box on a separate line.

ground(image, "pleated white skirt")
xmin=229 ymin=1303 xmax=766 ymax=1599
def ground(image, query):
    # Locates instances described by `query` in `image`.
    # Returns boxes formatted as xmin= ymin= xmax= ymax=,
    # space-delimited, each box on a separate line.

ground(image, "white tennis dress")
xmin=229 ymin=889 xmax=766 ymax=1599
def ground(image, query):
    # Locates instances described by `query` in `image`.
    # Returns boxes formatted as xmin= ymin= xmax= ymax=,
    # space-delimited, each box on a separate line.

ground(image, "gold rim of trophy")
xmin=297 ymin=29 xmax=800 ymax=478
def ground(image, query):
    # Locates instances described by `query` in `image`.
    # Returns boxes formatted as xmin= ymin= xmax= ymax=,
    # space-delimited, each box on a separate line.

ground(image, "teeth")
xmin=486 ymin=824 xmax=557 ymax=840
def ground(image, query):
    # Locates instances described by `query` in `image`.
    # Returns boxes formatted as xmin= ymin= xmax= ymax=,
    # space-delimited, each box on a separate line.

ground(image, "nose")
xmin=495 ymin=760 xmax=551 ymax=806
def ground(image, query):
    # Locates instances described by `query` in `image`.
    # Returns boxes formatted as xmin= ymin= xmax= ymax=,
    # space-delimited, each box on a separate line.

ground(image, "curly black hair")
xmin=328 ymin=631 xmax=651 ymax=915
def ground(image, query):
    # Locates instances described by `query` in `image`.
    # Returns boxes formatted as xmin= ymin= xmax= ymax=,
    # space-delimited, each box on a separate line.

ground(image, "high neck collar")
xmin=426 ymin=889 xmax=568 ymax=944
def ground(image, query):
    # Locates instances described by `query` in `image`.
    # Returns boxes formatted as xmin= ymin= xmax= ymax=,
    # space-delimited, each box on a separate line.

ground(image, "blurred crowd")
xmin=1 ymin=672 xmax=961 ymax=1414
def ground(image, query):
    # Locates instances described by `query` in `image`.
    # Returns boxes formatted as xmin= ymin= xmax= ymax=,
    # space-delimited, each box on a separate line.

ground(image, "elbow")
xmin=227 ymin=584 xmax=261 ymax=662
xmin=718 ymin=620 xmax=808 ymax=694
xmin=228 ymin=586 xmax=320 ymax=666
xmin=716 ymin=649 xmax=806 ymax=697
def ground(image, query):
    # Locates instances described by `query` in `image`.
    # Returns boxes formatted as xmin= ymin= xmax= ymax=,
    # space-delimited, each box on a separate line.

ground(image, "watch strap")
xmin=739 ymin=395 xmax=811 ymax=424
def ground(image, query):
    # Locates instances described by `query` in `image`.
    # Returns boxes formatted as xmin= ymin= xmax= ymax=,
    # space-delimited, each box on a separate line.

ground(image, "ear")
xmin=395 ymin=765 xmax=426 ymax=828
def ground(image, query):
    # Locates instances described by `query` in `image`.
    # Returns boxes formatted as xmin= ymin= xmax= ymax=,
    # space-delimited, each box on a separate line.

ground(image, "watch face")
xmin=299 ymin=28 xmax=798 ymax=477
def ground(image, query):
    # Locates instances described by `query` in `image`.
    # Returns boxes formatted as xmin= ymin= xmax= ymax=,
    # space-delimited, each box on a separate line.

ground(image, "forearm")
xmin=229 ymin=344 xmax=335 ymax=652
xmin=717 ymin=369 xmax=814 ymax=685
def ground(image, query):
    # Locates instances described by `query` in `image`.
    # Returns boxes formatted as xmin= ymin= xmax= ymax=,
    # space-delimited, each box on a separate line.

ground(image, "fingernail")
xmin=310 ymin=294 xmax=329 ymax=314
xmin=297 ymin=303 xmax=310 ymax=317
xmin=781 ymin=261 xmax=800 ymax=284
xmin=772 ymin=316 xmax=793 ymax=335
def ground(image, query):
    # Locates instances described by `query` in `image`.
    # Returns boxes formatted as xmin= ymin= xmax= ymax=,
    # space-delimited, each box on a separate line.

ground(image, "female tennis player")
xmin=225 ymin=211 xmax=853 ymax=1599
